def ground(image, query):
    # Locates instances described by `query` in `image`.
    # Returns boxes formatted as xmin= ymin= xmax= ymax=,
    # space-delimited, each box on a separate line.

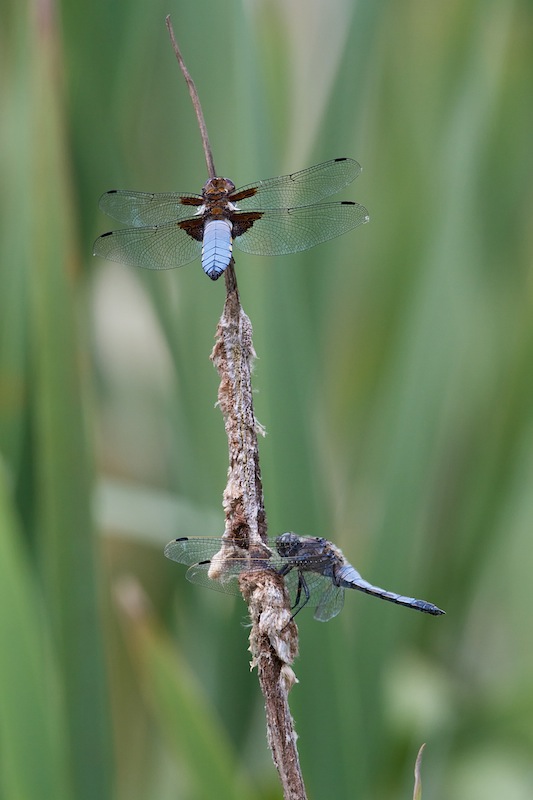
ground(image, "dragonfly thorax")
xmin=202 ymin=177 xmax=236 ymax=200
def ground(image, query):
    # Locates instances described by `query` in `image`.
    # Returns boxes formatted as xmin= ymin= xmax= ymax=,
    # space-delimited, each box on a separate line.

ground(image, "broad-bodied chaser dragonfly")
xmin=164 ymin=533 xmax=444 ymax=621
xmin=93 ymin=159 xmax=369 ymax=280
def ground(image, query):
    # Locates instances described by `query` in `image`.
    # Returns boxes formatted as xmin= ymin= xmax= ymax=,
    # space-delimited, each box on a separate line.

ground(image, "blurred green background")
xmin=1 ymin=0 xmax=533 ymax=798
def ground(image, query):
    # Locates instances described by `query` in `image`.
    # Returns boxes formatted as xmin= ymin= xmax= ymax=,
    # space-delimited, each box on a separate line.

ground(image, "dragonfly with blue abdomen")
xmin=164 ymin=533 xmax=445 ymax=621
xmin=93 ymin=158 xmax=369 ymax=280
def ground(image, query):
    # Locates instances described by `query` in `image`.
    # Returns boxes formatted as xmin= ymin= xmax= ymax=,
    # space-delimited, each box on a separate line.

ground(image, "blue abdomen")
xmin=202 ymin=219 xmax=233 ymax=280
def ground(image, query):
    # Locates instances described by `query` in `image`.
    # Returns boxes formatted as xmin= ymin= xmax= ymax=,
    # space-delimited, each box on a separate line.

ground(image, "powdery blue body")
xmin=163 ymin=533 xmax=445 ymax=621
xmin=201 ymin=218 xmax=233 ymax=280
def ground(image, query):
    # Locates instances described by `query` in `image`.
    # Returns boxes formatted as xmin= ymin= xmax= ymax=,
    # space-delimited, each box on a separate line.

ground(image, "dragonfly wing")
xmin=99 ymin=190 xmax=203 ymax=226
xmin=93 ymin=223 xmax=202 ymax=270
xmin=165 ymin=538 xmax=279 ymax=596
xmin=233 ymin=202 xmax=369 ymax=256
xmin=164 ymin=537 xmax=233 ymax=566
xmin=313 ymin=582 xmax=345 ymax=622
xmin=233 ymin=159 xmax=362 ymax=209
xmin=281 ymin=569 xmax=342 ymax=620
xmin=185 ymin=561 xmax=243 ymax=596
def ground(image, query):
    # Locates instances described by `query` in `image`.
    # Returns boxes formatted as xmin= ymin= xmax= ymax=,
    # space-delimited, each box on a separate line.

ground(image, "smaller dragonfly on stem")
xmin=164 ymin=533 xmax=445 ymax=621
xmin=93 ymin=158 xmax=369 ymax=281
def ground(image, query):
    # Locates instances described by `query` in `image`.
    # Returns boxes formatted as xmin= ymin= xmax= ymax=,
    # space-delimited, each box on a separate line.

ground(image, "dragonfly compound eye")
xmin=275 ymin=532 xmax=302 ymax=558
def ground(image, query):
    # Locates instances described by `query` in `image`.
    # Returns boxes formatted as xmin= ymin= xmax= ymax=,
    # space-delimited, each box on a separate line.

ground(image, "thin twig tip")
xmin=165 ymin=16 xmax=216 ymax=178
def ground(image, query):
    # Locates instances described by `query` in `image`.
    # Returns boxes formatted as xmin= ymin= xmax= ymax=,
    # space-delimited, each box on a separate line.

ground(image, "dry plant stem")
xmin=210 ymin=261 xmax=307 ymax=800
xmin=165 ymin=15 xmax=217 ymax=178
xmin=165 ymin=23 xmax=308 ymax=798
xmin=413 ymin=743 xmax=426 ymax=800
xmin=216 ymin=263 xmax=266 ymax=542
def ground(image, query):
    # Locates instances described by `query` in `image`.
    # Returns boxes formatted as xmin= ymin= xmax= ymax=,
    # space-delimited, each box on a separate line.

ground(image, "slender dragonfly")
xmin=164 ymin=533 xmax=445 ymax=621
xmin=93 ymin=158 xmax=368 ymax=280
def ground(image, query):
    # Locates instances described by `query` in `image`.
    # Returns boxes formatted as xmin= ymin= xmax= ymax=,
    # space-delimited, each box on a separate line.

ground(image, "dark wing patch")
xmin=231 ymin=212 xmax=263 ymax=238
xmin=178 ymin=217 xmax=205 ymax=243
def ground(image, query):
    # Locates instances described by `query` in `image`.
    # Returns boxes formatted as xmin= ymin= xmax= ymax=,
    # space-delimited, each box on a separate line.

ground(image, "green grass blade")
xmin=23 ymin=9 xmax=113 ymax=800
xmin=0 ymin=467 xmax=72 ymax=800
xmin=117 ymin=579 xmax=258 ymax=800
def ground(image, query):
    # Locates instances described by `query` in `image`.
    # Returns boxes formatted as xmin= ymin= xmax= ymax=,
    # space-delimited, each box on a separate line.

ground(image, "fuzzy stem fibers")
xmin=210 ymin=262 xmax=307 ymax=800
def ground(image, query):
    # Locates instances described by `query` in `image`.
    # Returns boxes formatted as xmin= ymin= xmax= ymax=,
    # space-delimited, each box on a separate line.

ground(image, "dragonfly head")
xmin=275 ymin=532 xmax=302 ymax=558
xmin=202 ymin=177 xmax=236 ymax=201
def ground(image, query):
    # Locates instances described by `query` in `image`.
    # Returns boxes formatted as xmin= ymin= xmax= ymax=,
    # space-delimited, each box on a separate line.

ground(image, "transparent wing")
xmin=313 ymin=582 xmax=345 ymax=622
xmin=164 ymin=537 xmax=340 ymax=612
xmin=164 ymin=538 xmax=232 ymax=565
xmin=279 ymin=569 xmax=344 ymax=621
xmin=233 ymin=202 xmax=369 ymax=256
xmin=185 ymin=562 xmax=246 ymax=596
xmin=187 ymin=554 xmax=280 ymax=596
xmin=93 ymin=223 xmax=201 ymax=270
xmin=164 ymin=537 xmax=277 ymax=596
xmin=164 ymin=538 xmax=337 ymax=574
xmin=182 ymin=560 xmax=344 ymax=615
xmin=99 ymin=190 xmax=203 ymax=226
xmin=234 ymin=159 xmax=362 ymax=209
xmin=164 ymin=537 xmax=280 ymax=566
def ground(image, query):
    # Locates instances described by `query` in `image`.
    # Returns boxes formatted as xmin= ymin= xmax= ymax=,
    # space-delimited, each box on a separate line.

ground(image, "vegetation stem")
xmin=165 ymin=22 xmax=307 ymax=797
xmin=211 ymin=262 xmax=306 ymax=800
xmin=165 ymin=15 xmax=217 ymax=178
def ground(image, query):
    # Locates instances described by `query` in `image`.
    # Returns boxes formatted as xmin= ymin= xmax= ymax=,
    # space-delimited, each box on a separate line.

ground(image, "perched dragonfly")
xmin=93 ymin=158 xmax=369 ymax=280
xmin=164 ymin=533 xmax=445 ymax=621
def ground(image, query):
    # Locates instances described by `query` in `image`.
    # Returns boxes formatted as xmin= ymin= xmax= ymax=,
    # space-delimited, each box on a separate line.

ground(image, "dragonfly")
xmin=93 ymin=158 xmax=369 ymax=280
xmin=164 ymin=533 xmax=445 ymax=622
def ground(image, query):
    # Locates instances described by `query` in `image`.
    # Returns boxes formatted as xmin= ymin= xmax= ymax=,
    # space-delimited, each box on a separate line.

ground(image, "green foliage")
xmin=0 ymin=469 xmax=71 ymax=800
xmin=1 ymin=0 xmax=532 ymax=799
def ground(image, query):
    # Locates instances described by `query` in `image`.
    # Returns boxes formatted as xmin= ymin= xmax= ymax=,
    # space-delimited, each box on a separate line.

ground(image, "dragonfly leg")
xmin=293 ymin=576 xmax=303 ymax=610
xmin=277 ymin=562 xmax=294 ymax=599
xmin=277 ymin=563 xmax=303 ymax=611
xmin=290 ymin=573 xmax=311 ymax=619
xmin=276 ymin=564 xmax=311 ymax=621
